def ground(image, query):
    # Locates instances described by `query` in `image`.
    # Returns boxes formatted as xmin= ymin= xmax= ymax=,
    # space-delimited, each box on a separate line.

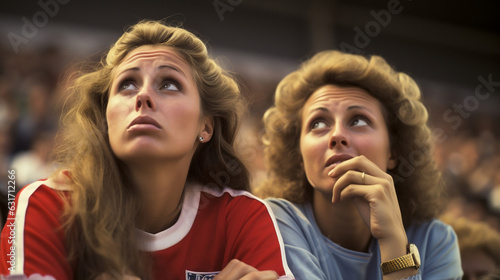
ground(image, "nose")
xmin=329 ymin=124 xmax=349 ymax=149
xmin=135 ymin=89 xmax=156 ymax=111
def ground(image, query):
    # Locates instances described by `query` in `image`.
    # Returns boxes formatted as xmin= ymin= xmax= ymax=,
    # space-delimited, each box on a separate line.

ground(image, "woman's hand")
xmin=214 ymin=259 xmax=279 ymax=280
xmin=328 ymin=156 xmax=408 ymax=259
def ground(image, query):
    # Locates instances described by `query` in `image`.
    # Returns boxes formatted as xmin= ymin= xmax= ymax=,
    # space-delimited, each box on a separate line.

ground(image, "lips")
xmin=325 ymin=154 xmax=353 ymax=168
xmin=127 ymin=115 xmax=161 ymax=129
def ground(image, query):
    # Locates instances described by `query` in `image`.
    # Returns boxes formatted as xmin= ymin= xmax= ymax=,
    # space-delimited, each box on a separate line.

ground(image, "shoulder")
xmin=1 ymin=178 xmax=71 ymax=277
xmin=11 ymin=173 xmax=73 ymax=237
xmin=424 ymin=219 xmax=459 ymax=248
xmin=426 ymin=219 xmax=455 ymax=234
xmin=193 ymin=186 xmax=286 ymax=242
xmin=264 ymin=198 xmax=319 ymax=243
xmin=12 ymin=177 xmax=70 ymax=230
xmin=265 ymin=198 xmax=310 ymax=223
xmin=266 ymin=197 xmax=301 ymax=210
xmin=407 ymin=219 xmax=462 ymax=276
xmin=16 ymin=178 xmax=68 ymax=211
xmin=407 ymin=219 xmax=457 ymax=244
xmin=183 ymin=185 xmax=277 ymax=226
xmin=197 ymin=186 xmax=268 ymax=211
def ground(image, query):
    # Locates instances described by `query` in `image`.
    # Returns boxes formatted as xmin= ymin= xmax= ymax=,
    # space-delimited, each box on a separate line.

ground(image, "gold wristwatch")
xmin=380 ymin=243 xmax=421 ymax=275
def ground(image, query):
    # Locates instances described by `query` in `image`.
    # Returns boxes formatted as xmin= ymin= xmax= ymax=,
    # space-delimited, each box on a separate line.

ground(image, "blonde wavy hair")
xmin=257 ymin=50 xmax=445 ymax=226
xmin=53 ymin=20 xmax=248 ymax=279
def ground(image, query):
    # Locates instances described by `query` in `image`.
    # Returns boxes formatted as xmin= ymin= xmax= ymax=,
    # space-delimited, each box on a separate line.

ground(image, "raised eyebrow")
xmin=346 ymin=105 xmax=373 ymax=114
xmin=307 ymin=107 xmax=329 ymax=116
xmin=158 ymin=65 xmax=187 ymax=78
xmin=115 ymin=64 xmax=187 ymax=78
xmin=111 ymin=68 xmax=138 ymax=92
xmin=304 ymin=107 xmax=329 ymax=124
xmin=117 ymin=67 xmax=140 ymax=76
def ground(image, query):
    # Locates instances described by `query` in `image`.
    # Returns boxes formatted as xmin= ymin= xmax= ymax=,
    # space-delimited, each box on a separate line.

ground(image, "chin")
xmin=121 ymin=148 xmax=194 ymax=164
xmin=117 ymin=152 xmax=158 ymax=164
xmin=310 ymin=181 xmax=334 ymax=194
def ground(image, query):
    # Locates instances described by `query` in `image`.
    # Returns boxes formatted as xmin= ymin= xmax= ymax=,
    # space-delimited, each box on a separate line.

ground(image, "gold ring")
xmin=362 ymin=172 xmax=365 ymax=184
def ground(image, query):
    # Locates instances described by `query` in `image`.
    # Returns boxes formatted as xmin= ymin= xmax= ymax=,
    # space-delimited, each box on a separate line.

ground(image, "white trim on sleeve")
xmin=12 ymin=181 xmax=46 ymax=274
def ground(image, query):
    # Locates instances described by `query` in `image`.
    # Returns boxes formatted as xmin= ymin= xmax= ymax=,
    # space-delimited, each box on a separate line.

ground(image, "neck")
xmin=129 ymin=158 xmax=190 ymax=234
xmin=312 ymin=190 xmax=372 ymax=252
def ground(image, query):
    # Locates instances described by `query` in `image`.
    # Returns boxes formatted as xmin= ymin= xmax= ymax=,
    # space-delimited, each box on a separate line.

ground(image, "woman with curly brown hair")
xmin=0 ymin=20 xmax=293 ymax=280
xmin=257 ymin=50 xmax=462 ymax=280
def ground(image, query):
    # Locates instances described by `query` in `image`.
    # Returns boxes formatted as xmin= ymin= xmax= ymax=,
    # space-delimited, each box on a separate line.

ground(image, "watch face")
xmin=410 ymin=244 xmax=421 ymax=267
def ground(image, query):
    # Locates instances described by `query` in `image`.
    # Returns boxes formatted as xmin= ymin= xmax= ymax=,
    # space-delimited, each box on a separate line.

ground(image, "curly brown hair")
xmin=257 ymin=50 xmax=445 ymax=227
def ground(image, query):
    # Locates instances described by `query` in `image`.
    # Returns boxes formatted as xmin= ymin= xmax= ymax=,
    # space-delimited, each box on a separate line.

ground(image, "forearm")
xmin=379 ymin=229 xmax=418 ymax=280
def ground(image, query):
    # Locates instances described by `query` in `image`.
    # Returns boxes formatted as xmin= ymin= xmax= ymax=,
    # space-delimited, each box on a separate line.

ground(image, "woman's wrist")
xmin=378 ymin=230 xmax=408 ymax=262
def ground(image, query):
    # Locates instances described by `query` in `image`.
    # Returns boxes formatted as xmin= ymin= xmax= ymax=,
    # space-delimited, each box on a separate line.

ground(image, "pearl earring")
xmin=199 ymin=136 xmax=204 ymax=142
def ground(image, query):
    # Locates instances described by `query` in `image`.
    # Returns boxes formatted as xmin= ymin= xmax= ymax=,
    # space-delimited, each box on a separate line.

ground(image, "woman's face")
xmin=106 ymin=45 xmax=211 ymax=166
xmin=299 ymin=84 xmax=396 ymax=193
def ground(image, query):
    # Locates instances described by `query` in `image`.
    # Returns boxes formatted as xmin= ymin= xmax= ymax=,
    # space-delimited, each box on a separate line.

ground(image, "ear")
xmin=199 ymin=116 xmax=214 ymax=142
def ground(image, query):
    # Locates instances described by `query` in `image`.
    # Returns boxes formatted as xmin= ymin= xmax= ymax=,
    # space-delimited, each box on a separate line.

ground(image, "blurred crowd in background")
xmin=1 ymin=31 xmax=499 ymax=278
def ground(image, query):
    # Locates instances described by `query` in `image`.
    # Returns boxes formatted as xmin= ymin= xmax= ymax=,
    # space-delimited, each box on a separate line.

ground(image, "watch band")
xmin=380 ymin=253 xmax=416 ymax=275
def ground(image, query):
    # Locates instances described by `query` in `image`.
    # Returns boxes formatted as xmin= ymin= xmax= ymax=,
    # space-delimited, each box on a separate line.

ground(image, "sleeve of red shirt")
xmin=0 ymin=182 xmax=72 ymax=279
xmin=224 ymin=194 xmax=295 ymax=279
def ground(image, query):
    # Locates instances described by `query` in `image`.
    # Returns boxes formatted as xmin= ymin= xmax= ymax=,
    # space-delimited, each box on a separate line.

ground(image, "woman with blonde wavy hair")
xmin=257 ymin=50 xmax=462 ymax=279
xmin=0 ymin=20 xmax=293 ymax=280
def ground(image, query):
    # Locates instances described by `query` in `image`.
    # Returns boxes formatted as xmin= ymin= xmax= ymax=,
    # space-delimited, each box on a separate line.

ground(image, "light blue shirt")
xmin=267 ymin=198 xmax=463 ymax=280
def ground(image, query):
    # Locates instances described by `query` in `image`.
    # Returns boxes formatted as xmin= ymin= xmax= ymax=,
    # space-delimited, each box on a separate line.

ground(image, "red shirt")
xmin=1 ymin=178 xmax=294 ymax=279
